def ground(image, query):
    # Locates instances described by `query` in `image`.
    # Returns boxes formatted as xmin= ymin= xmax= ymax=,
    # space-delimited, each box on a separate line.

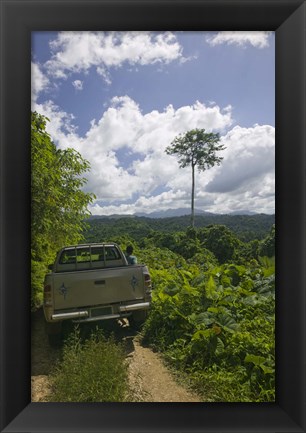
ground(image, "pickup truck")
xmin=43 ymin=243 xmax=152 ymax=338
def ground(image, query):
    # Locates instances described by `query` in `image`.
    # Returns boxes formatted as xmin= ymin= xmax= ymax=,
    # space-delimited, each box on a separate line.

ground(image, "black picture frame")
xmin=0 ymin=0 xmax=305 ymax=432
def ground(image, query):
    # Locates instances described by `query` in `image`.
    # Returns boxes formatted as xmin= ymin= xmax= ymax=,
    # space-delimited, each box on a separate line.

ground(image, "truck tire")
xmin=129 ymin=310 xmax=148 ymax=329
xmin=45 ymin=321 xmax=62 ymax=346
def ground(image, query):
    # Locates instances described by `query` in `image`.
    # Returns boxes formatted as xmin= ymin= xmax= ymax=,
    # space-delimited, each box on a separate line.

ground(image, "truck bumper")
xmin=50 ymin=301 xmax=151 ymax=323
xmin=119 ymin=302 xmax=150 ymax=313
xmin=51 ymin=311 xmax=89 ymax=321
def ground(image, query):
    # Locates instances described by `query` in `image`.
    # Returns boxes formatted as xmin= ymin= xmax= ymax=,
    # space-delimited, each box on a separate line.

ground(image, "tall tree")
xmin=31 ymin=111 xmax=95 ymax=307
xmin=165 ymin=129 xmax=225 ymax=227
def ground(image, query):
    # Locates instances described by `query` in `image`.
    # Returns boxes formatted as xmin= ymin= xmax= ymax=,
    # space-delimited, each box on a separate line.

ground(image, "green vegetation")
xmin=31 ymin=112 xmax=275 ymax=402
xmin=31 ymin=112 xmax=95 ymax=308
xmin=47 ymin=225 xmax=275 ymax=402
xmin=140 ymin=253 xmax=275 ymax=402
xmin=84 ymin=222 xmax=275 ymax=402
xmin=48 ymin=327 xmax=130 ymax=402
xmin=85 ymin=213 xmax=275 ymax=243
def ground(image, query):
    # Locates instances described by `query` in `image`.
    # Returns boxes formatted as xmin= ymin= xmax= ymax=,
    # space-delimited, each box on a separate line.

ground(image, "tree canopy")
xmin=31 ymin=111 xmax=95 ymax=307
xmin=165 ymin=129 xmax=225 ymax=227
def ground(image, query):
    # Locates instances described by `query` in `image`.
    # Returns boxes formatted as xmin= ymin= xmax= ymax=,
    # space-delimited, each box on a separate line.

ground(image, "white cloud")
xmin=72 ymin=79 xmax=83 ymax=91
xmin=31 ymin=62 xmax=50 ymax=105
xmin=31 ymin=30 xmax=275 ymax=216
xmin=89 ymin=189 xmax=190 ymax=216
xmin=45 ymin=31 xmax=183 ymax=81
xmin=202 ymin=124 xmax=275 ymax=214
xmin=33 ymin=97 xmax=274 ymax=216
xmin=33 ymin=96 xmax=233 ymax=210
xmin=89 ymin=202 xmax=134 ymax=216
xmin=32 ymin=100 xmax=80 ymax=147
xmin=206 ymin=31 xmax=272 ymax=49
xmin=206 ymin=124 xmax=275 ymax=193
xmin=81 ymin=96 xmax=233 ymax=200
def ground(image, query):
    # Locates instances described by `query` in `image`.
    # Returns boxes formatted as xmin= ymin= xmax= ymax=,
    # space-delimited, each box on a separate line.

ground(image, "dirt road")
xmin=31 ymin=308 xmax=201 ymax=402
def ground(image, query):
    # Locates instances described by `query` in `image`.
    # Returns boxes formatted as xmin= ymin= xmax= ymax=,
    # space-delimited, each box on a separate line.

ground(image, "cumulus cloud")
xmin=33 ymin=96 xmax=233 ymax=210
xmin=31 ymin=30 xmax=275 ymax=216
xmin=32 ymin=100 xmax=79 ymax=145
xmin=86 ymin=96 xmax=232 ymax=154
xmin=72 ymin=79 xmax=83 ymax=91
xmin=162 ymin=121 xmax=275 ymax=214
xmin=45 ymin=31 xmax=183 ymax=81
xmin=205 ymin=124 xmax=275 ymax=193
xmin=206 ymin=31 xmax=272 ymax=49
xmin=33 ymin=96 xmax=274 ymax=216
xmin=82 ymin=96 xmax=233 ymax=200
xmin=89 ymin=189 xmax=190 ymax=216
xmin=31 ymin=62 xmax=50 ymax=105
xmin=201 ymin=124 xmax=275 ymax=214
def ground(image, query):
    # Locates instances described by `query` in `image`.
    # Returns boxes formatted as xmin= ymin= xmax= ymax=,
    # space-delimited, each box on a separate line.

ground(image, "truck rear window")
xmin=58 ymin=245 xmax=122 ymax=269
xmin=59 ymin=248 xmax=76 ymax=264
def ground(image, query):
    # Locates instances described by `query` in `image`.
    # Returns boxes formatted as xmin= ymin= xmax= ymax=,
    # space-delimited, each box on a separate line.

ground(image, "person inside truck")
xmin=125 ymin=245 xmax=138 ymax=265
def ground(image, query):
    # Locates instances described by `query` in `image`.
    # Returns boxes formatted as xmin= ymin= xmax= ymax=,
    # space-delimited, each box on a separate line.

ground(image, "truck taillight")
xmin=44 ymin=284 xmax=52 ymax=306
xmin=144 ymin=274 xmax=152 ymax=297
xmin=44 ymin=284 xmax=51 ymax=293
xmin=144 ymin=274 xmax=151 ymax=287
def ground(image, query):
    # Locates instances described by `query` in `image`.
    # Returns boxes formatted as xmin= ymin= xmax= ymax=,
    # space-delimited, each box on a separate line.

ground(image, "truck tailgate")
xmin=52 ymin=266 xmax=145 ymax=310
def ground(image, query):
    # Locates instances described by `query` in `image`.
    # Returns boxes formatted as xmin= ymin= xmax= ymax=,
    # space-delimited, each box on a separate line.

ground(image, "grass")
xmin=48 ymin=326 xmax=131 ymax=402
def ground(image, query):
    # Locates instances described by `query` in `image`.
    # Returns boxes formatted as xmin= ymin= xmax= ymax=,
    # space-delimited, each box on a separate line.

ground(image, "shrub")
xmin=141 ymin=260 xmax=275 ymax=402
xmin=31 ymin=259 xmax=46 ymax=310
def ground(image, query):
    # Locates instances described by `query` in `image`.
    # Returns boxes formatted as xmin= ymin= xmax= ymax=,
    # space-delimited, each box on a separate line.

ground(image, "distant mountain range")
xmin=136 ymin=208 xmax=259 ymax=218
xmin=90 ymin=208 xmax=260 ymax=219
xmin=87 ymin=210 xmax=275 ymax=243
xmin=135 ymin=208 xmax=213 ymax=218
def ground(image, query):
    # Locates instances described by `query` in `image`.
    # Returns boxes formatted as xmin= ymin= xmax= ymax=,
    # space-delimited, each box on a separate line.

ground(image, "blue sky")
xmin=31 ymin=31 xmax=275 ymax=215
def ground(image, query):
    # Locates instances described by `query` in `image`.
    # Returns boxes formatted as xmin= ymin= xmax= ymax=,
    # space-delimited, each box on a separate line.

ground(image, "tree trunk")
xmin=191 ymin=163 xmax=195 ymax=227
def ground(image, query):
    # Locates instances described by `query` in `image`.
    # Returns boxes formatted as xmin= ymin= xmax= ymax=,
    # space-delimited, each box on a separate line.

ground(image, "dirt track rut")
xmin=31 ymin=308 xmax=201 ymax=402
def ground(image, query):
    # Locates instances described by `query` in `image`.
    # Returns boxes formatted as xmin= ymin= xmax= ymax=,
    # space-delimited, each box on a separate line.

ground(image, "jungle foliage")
xmin=31 ymin=112 xmax=95 ymax=308
xmin=86 ymin=213 xmax=275 ymax=243
xmin=140 ymin=249 xmax=275 ymax=402
xmin=31 ymin=113 xmax=275 ymax=402
xmin=84 ymin=221 xmax=275 ymax=402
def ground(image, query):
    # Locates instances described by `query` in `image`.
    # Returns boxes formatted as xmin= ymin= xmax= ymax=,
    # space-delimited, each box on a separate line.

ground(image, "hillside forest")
xmin=31 ymin=112 xmax=275 ymax=402
xmin=83 ymin=215 xmax=275 ymax=402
